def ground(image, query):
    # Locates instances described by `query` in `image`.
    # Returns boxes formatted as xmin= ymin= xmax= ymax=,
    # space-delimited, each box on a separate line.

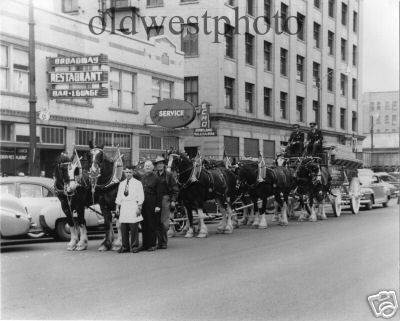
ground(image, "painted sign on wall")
xmin=150 ymin=99 xmax=196 ymax=129
xmin=194 ymin=102 xmax=217 ymax=137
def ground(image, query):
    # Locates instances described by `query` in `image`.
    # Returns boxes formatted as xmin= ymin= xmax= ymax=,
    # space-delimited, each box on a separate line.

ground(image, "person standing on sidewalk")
xmin=140 ymin=160 xmax=162 ymax=252
xmin=154 ymin=156 xmax=179 ymax=249
xmin=115 ymin=166 xmax=144 ymax=253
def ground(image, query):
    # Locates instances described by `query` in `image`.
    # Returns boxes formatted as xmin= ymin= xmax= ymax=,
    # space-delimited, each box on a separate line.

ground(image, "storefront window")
xmin=41 ymin=126 xmax=65 ymax=144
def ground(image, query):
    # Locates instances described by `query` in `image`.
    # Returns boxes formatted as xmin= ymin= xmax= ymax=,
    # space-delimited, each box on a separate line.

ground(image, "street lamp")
xmin=317 ymin=66 xmax=350 ymax=129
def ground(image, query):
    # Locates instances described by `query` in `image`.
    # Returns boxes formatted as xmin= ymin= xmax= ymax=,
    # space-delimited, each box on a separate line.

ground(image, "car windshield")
xmin=1 ymin=184 xmax=15 ymax=196
xmin=379 ymin=175 xmax=397 ymax=183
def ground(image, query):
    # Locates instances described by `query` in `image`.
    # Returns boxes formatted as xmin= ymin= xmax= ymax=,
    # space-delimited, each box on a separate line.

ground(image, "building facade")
xmin=0 ymin=0 xmax=184 ymax=176
xmin=142 ymin=0 xmax=364 ymax=161
xmin=362 ymin=91 xmax=399 ymax=134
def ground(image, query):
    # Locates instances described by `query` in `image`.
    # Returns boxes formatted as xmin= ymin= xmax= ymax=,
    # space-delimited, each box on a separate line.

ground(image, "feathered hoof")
xmin=317 ymin=216 xmax=327 ymax=220
xmin=224 ymin=226 xmax=233 ymax=234
xmin=98 ymin=243 xmax=111 ymax=251
xmin=76 ymin=242 xmax=88 ymax=251
xmin=278 ymin=221 xmax=288 ymax=226
xmin=167 ymin=228 xmax=175 ymax=238
xmin=246 ymin=220 xmax=254 ymax=226
xmin=197 ymin=232 xmax=208 ymax=238
xmin=298 ymin=217 xmax=307 ymax=222
xmin=252 ymin=224 xmax=259 ymax=229
xmin=271 ymin=215 xmax=280 ymax=222
xmin=216 ymin=225 xmax=226 ymax=234
xmin=258 ymin=224 xmax=268 ymax=229
xmin=111 ymin=245 xmax=121 ymax=251
xmin=308 ymin=217 xmax=317 ymax=222
xmin=240 ymin=218 xmax=248 ymax=226
xmin=67 ymin=242 xmax=77 ymax=251
xmin=184 ymin=228 xmax=194 ymax=238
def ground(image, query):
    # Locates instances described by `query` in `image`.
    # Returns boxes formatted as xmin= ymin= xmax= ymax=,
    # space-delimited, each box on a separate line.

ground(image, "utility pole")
xmin=370 ymin=115 xmax=374 ymax=167
xmin=28 ymin=0 xmax=38 ymax=176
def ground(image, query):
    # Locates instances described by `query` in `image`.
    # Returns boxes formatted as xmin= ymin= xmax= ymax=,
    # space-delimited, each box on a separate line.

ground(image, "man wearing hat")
xmin=306 ymin=122 xmax=323 ymax=156
xmin=154 ymin=155 xmax=179 ymax=249
xmin=286 ymin=124 xmax=305 ymax=156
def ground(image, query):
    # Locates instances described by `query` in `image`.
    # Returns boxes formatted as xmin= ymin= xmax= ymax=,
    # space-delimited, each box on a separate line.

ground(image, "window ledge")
xmin=179 ymin=1 xmax=199 ymax=5
xmin=55 ymin=100 xmax=93 ymax=108
xmin=264 ymin=69 xmax=273 ymax=74
xmin=109 ymin=107 xmax=139 ymax=114
xmin=146 ymin=4 xmax=164 ymax=8
xmin=245 ymin=64 xmax=256 ymax=69
xmin=296 ymin=80 xmax=305 ymax=85
xmin=0 ymin=91 xmax=30 ymax=99
xmin=224 ymin=3 xmax=235 ymax=9
xmin=184 ymin=55 xmax=199 ymax=58
xmin=224 ymin=56 xmax=236 ymax=62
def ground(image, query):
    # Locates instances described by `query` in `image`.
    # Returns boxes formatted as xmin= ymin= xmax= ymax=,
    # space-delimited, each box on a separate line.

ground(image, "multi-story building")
xmin=362 ymin=91 xmax=399 ymax=134
xmin=0 ymin=0 xmax=184 ymax=176
xmin=142 ymin=0 xmax=364 ymax=160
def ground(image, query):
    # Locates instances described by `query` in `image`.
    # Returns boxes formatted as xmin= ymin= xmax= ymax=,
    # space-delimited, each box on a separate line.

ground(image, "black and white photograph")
xmin=0 ymin=0 xmax=399 ymax=320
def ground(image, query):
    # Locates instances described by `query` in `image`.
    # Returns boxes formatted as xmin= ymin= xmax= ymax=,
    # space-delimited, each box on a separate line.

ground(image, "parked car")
xmin=358 ymin=172 xmax=392 ymax=210
xmin=375 ymin=172 xmax=399 ymax=197
xmin=0 ymin=193 xmax=33 ymax=238
xmin=39 ymin=203 xmax=106 ymax=241
xmin=0 ymin=176 xmax=107 ymax=241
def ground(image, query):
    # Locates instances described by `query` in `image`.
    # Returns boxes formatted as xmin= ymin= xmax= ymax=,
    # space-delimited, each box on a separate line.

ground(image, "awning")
xmin=331 ymin=156 xmax=363 ymax=169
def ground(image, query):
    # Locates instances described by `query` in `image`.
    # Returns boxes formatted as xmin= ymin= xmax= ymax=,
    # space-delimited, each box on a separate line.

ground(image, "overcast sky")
xmin=362 ymin=0 xmax=399 ymax=92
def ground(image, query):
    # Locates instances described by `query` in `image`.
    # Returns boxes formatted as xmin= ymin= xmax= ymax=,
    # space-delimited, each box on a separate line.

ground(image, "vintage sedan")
xmin=375 ymin=172 xmax=399 ymax=197
xmin=358 ymin=174 xmax=392 ymax=210
xmin=0 ymin=193 xmax=33 ymax=238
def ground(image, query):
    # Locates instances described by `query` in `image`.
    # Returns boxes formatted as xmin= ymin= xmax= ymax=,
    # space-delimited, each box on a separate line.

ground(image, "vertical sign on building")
xmin=194 ymin=102 xmax=217 ymax=136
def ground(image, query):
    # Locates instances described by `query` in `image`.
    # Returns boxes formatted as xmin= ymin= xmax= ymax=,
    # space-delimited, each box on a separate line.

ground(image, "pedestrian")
xmin=306 ymin=122 xmax=323 ymax=156
xmin=286 ymin=124 xmax=304 ymax=156
xmin=140 ymin=160 xmax=162 ymax=252
xmin=115 ymin=165 xmax=144 ymax=253
xmin=154 ymin=155 xmax=179 ymax=249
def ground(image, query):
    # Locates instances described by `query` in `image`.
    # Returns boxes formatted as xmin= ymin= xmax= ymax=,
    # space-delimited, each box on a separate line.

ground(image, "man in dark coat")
xmin=286 ymin=124 xmax=304 ymax=156
xmin=154 ymin=156 xmax=179 ymax=249
xmin=306 ymin=122 xmax=323 ymax=156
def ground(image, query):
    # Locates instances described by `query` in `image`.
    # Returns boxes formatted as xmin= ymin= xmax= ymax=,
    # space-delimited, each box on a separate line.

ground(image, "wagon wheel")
xmin=330 ymin=188 xmax=342 ymax=217
xmin=349 ymin=177 xmax=361 ymax=214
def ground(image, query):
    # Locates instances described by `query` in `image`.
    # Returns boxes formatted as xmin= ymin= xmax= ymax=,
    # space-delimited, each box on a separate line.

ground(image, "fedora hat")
xmin=309 ymin=122 xmax=317 ymax=126
xmin=292 ymin=124 xmax=300 ymax=128
xmin=154 ymin=156 xmax=165 ymax=164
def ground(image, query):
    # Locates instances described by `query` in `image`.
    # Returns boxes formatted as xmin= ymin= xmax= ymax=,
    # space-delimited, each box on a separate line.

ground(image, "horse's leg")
xmin=184 ymin=203 xmax=194 ymax=238
xmin=112 ymin=219 xmax=122 ymax=251
xmin=298 ymin=195 xmax=308 ymax=222
xmin=279 ymin=193 xmax=289 ymax=226
xmin=247 ymin=202 xmax=255 ymax=226
xmin=61 ymin=199 xmax=78 ymax=251
xmin=197 ymin=206 xmax=208 ymax=238
xmin=318 ymin=193 xmax=327 ymax=220
xmin=216 ymin=199 xmax=228 ymax=234
xmin=308 ymin=196 xmax=317 ymax=222
xmin=252 ymin=196 xmax=260 ymax=228
xmin=76 ymin=204 xmax=88 ymax=251
xmin=271 ymin=196 xmax=280 ymax=222
xmin=224 ymin=198 xmax=234 ymax=234
xmin=98 ymin=201 xmax=113 ymax=251
xmin=258 ymin=197 xmax=268 ymax=229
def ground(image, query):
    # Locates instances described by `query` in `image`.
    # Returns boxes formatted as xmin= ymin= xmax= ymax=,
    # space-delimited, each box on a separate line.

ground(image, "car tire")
xmin=364 ymin=196 xmax=373 ymax=210
xmin=55 ymin=219 xmax=71 ymax=241
xmin=382 ymin=197 xmax=390 ymax=208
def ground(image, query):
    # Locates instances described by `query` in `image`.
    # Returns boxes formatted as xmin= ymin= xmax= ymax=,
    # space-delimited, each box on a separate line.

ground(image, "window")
xmin=264 ymin=41 xmax=272 ymax=71
xmin=376 ymin=115 xmax=381 ymax=124
xmin=297 ymin=13 xmax=305 ymax=41
xmin=341 ymin=3 xmax=348 ymax=26
xmin=385 ymin=115 xmax=389 ymax=124
xmin=152 ymin=78 xmax=173 ymax=102
xmin=263 ymin=140 xmax=275 ymax=159
xmin=327 ymin=68 xmax=334 ymax=91
xmin=245 ymin=33 xmax=254 ymax=65
xmin=385 ymin=101 xmax=390 ymax=110
xmin=393 ymin=101 xmax=398 ymax=111
xmin=245 ymin=82 xmax=254 ymax=113
xmin=0 ymin=45 xmax=8 ymax=91
xmin=224 ymin=77 xmax=234 ymax=109
xmin=352 ymin=111 xmax=357 ymax=132
xmin=147 ymin=0 xmax=163 ymax=5
xmin=5 ymin=47 xmax=29 ymax=93
xmin=247 ymin=0 xmax=254 ymax=16
xmin=392 ymin=115 xmax=397 ymax=125
xmin=225 ymin=24 xmax=234 ymax=58
xmin=328 ymin=31 xmax=335 ymax=55
xmin=110 ymin=69 xmax=136 ymax=110
xmin=62 ymin=0 xmax=78 ymax=13
xmin=225 ymin=0 xmax=235 ymax=6
xmin=296 ymin=96 xmax=304 ymax=122
xmin=341 ymin=38 xmax=347 ymax=61
xmin=224 ymin=136 xmax=239 ymax=159
xmin=296 ymin=55 xmax=304 ymax=82
xmin=264 ymin=0 xmax=272 ymax=26
xmin=280 ymin=92 xmax=287 ymax=119
xmin=353 ymin=11 xmax=358 ymax=33
xmin=352 ymin=78 xmax=357 ymax=99
xmin=352 ymin=45 xmax=357 ymax=66
xmin=181 ymin=24 xmax=199 ymax=56
xmin=369 ymin=102 xmax=374 ymax=111
xmin=184 ymin=77 xmax=198 ymax=107
xmin=244 ymin=138 xmax=259 ymax=158
xmin=41 ymin=126 xmax=65 ymax=144
xmin=377 ymin=102 xmax=381 ymax=110
xmin=0 ymin=122 xmax=11 ymax=141
xmin=313 ymin=100 xmax=319 ymax=124
xmin=340 ymin=108 xmax=346 ymax=129
xmin=327 ymin=104 xmax=334 ymax=127
xmin=147 ymin=25 xmax=164 ymax=40
xmin=264 ymin=87 xmax=271 ymax=116
xmin=313 ymin=62 xmax=320 ymax=87
xmin=340 ymin=73 xmax=347 ymax=96
xmin=313 ymin=23 xmax=321 ymax=48
xmin=328 ymin=0 xmax=335 ymax=18
xmin=314 ymin=0 xmax=320 ymax=9
xmin=281 ymin=3 xmax=288 ymax=32
xmin=280 ymin=48 xmax=288 ymax=76
xmin=20 ymin=184 xmax=43 ymax=198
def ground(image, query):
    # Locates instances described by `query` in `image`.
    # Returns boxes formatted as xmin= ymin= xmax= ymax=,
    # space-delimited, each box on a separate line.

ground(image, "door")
xmin=370 ymin=176 xmax=385 ymax=202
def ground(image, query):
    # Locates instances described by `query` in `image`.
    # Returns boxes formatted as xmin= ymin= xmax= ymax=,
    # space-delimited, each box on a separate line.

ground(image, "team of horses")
xmin=54 ymin=145 xmax=333 ymax=251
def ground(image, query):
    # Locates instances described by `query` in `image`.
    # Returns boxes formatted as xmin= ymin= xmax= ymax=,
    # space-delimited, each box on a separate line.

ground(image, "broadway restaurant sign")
xmin=48 ymin=54 xmax=108 ymax=99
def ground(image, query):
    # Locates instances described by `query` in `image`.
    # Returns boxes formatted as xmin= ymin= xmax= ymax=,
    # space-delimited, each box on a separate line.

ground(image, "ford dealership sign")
xmin=150 ymin=99 xmax=196 ymax=128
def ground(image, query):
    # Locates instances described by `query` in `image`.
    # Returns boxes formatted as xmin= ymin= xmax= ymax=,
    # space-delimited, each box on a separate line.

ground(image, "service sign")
xmin=150 ymin=99 xmax=196 ymax=129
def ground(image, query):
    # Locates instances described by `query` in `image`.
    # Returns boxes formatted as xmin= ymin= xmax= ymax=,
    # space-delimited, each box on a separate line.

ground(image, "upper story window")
xmin=341 ymin=3 xmax=348 ymax=26
xmin=296 ymin=96 xmax=304 ymax=122
xmin=340 ymin=73 xmax=347 ymax=96
xmin=341 ymin=38 xmax=347 ymax=61
xmin=181 ymin=24 xmax=199 ymax=56
xmin=328 ymin=31 xmax=335 ymax=55
xmin=352 ymin=45 xmax=357 ymax=66
xmin=313 ymin=62 xmax=320 ymax=87
xmin=225 ymin=0 xmax=235 ymax=6
xmin=369 ymin=102 xmax=374 ymax=111
xmin=314 ymin=0 xmax=320 ymax=9
xmin=152 ymin=78 xmax=173 ymax=102
xmin=280 ymin=3 xmax=288 ymax=32
xmin=245 ymin=82 xmax=254 ymax=113
xmin=392 ymin=101 xmax=398 ymax=111
xmin=225 ymin=77 xmax=235 ymax=110
xmin=41 ymin=126 xmax=65 ymax=145
xmin=280 ymin=48 xmax=288 ymax=76
xmin=184 ymin=77 xmax=198 ymax=107
xmin=62 ymin=0 xmax=79 ymax=13
xmin=313 ymin=22 xmax=321 ymax=48
xmin=147 ymin=0 xmax=163 ymax=6
xmin=1 ymin=44 xmax=29 ymax=94
xmin=264 ymin=41 xmax=272 ymax=71
xmin=247 ymin=0 xmax=254 ymax=16
xmin=225 ymin=24 xmax=234 ymax=59
xmin=264 ymin=0 xmax=272 ymax=26
xmin=110 ymin=69 xmax=136 ymax=110
xmin=0 ymin=122 xmax=12 ymax=141
xmin=340 ymin=108 xmax=346 ymax=129
xmin=327 ymin=68 xmax=334 ymax=91
xmin=353 ymin=11 xmax=358 ymax=33
xmin=297 ymin=13 xmax=306 ymax=41
xmin=280 ymin=92 xmax=287 ymax=119
xmin=245 ymin=33 xmax=254 ymax=65
xmin=328 ymin=0 xmax=335 ymax=18
xmin=296 ymin=55 xmax=304 ymax=82
xmin=264 ymin=87 xmax=271 ymax=116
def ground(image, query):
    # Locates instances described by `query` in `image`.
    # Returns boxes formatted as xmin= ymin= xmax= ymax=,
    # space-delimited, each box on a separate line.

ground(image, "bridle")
xmin=168 ymin=153 xmax=198 ymax=189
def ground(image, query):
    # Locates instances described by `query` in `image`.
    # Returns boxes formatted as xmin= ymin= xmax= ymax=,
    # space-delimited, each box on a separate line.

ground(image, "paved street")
xmin=1 ymin=202 xmax=399 ymax=321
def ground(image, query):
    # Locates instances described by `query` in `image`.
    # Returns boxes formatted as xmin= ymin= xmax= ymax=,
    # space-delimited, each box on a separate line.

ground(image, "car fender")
xmin=39 ymin=203 xmax=65 ymax=230
xmin=1 ymin=207 xmax=31 ymax=237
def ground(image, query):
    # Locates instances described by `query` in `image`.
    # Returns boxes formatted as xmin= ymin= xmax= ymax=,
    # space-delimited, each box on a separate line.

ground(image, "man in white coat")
xmin=115 ymin=166 xmax=144 ymax=253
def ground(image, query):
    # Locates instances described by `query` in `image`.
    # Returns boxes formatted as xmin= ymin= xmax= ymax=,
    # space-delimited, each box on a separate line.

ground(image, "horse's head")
xmin=275 ymin=155 xmax=288 ymax=167
xmin=55 ymin=152 xmax=82 ymax=195
xmin=87 ymin=142 xmax=106 ymax=178
xmin=235 ymin=160 xmax=258 ymax=187
xmin=297 ymin=158 xmax=321 ymax=185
